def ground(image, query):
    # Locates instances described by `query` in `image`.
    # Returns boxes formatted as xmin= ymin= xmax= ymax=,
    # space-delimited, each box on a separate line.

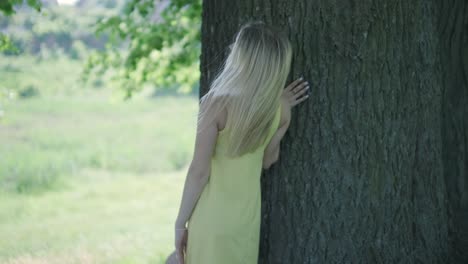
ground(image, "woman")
xmin=167 ymin=21 xmax=310 ymax=264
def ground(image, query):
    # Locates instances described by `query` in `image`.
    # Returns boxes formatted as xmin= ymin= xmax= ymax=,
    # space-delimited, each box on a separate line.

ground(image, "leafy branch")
xmin=0 ymin=0 xmax=41 ymax=52
xmin=82 ymin=0 xmax=202 ymax=98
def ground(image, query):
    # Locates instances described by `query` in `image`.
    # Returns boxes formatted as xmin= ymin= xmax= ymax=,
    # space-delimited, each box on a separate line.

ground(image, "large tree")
xmin=86 ymin=0 xmax=466 ymax=261
xmin=200 ymin=0 xmax=460 ymax=263
xmin=438 ymin=0 xmax=468 ymax=262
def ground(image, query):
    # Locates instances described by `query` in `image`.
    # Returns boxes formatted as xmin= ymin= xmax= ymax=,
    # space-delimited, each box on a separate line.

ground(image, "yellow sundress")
xmin=185 ymin=103 xmax=282 ymax=264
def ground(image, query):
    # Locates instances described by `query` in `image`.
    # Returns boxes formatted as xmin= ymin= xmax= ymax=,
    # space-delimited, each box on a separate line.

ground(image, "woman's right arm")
xmin=262 ymin=98 xmax=291 ymax=169
xmin=262 ymin=77 xmax=310 ymax=169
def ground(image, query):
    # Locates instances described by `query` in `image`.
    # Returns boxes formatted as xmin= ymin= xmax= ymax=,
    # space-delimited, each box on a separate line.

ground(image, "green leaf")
xmin=0 ymin=33 xmax=19 ymax=52
xmin=84 ymin=0 xmax=202 ymax=97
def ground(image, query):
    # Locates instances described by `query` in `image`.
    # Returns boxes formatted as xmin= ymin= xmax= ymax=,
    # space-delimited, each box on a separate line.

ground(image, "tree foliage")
xmin=83 ymin=0 xmax=202 ymax=98
xmin=0 ymin=0 xmax=41 ymax=51
xmin=0 ymin=0 xmax=41 ymax=15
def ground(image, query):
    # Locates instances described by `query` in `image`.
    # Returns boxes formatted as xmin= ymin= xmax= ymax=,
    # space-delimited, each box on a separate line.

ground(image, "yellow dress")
xmin=185 ymin=103 xmax=282 ymax=264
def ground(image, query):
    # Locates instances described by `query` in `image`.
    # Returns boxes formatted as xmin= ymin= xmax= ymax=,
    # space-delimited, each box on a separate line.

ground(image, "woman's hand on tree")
xmin=282 ymin=77 xmax=310 ymax=108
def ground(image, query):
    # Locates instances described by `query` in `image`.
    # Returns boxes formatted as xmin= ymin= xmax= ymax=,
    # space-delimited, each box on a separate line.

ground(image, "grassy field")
xmin=0 ymin=95 xmax=198 ymax=263
xmin=0 ymin=55 xmax=89 ymax=98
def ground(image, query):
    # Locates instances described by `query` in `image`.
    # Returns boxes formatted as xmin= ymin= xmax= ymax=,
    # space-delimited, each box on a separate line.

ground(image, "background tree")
xmin=199 ymin=0 xmax=457 ymax=263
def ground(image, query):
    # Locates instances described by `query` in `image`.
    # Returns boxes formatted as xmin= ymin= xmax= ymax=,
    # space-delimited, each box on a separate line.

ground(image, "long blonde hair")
xmin=197 ymin=21 xmax=293 ymax=158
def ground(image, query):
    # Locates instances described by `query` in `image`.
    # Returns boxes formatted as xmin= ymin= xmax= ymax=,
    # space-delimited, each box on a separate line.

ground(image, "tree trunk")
xmin=200 ymin=0 xmax=451 ymax=263
xmin=438 ymin=1 xmax=468 ymax=263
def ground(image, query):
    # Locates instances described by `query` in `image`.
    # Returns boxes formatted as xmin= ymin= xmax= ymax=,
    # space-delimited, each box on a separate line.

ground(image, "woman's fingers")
xmin=176 ymin=245 xmax=185 ymax=264
xmin=174 ymin=228 xmax=187 ymax=264
xmin=182 ymin=230 xmax=187 ymax=259
xmin=286 ymin=77 xmax=305 ymax=91
xmin=292 ymin=83 xmax=309 ymax=99
xmin=286 ymin=79 xmax=309 ymax=96
xmin=283 ymin=76 xmax=311 ymax=108
xmin=292 ymin=93 xmax=309 ymax=107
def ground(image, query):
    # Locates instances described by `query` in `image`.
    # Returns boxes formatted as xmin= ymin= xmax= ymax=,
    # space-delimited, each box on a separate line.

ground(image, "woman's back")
xmin=171 ymin=21 xmax=309 ymax=264
xmin=185 ymin=102 xmax=282 ymax=264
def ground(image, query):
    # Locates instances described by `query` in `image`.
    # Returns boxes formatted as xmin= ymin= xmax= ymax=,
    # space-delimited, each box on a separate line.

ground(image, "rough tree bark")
xmin=199 ymin=0 xmax=452 ymax=263
xmin=438 ymin=0 xmax=468 ymax=263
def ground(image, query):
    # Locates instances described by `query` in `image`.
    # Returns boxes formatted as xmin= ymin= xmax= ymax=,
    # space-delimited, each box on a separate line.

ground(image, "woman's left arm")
xmin=175 ymin=102 xmax=219 ymax=229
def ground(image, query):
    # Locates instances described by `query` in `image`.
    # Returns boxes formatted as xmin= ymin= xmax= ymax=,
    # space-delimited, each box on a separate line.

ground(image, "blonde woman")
xmin=166 ymin=21 xmax=310 ymax=264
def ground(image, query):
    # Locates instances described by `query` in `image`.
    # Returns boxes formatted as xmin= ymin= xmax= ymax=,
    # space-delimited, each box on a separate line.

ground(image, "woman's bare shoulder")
xmin=217 ymin=103 xmax=228 ymax=131
xmin=203 ymin=95 xmax=228 ymax=131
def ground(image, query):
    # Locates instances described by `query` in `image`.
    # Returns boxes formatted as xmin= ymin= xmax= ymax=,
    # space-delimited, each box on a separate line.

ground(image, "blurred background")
xmin=0 ymin=0 xmax=201 ymax=263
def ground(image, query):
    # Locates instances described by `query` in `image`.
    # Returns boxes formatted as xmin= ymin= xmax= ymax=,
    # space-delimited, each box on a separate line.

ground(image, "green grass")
xmin=0 ymin=95 xmax=197 ymax=193
xmin=0 ymin=95 xmax=198 ymax=263
xmin=0 ymin=55 xmax=87 ymax=97
xmin=0 ymin=169 xmax=186 ymax=264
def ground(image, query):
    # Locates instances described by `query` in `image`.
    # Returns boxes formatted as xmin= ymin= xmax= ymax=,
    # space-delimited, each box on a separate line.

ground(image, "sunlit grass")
xmin=0 ymin=95 xmax=197 ymax=193
xmin=0 ymin=55 xmax=86 ymax=96
xmin=0 ymin=169 xmax=186 ymax=263
xmin=0 ymin=95 xmax=197 ymax=263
